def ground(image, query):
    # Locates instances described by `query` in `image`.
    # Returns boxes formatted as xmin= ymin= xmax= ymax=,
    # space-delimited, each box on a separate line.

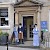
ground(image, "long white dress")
xmin=33 ymin=27 xmax=39 ymax=46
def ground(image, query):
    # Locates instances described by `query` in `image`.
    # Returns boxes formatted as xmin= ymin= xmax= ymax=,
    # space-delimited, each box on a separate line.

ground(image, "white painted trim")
xmin=0 ymin=2 xmax=14 ymax=5
xmin=0 ymin=26 xmax=10 ymax=29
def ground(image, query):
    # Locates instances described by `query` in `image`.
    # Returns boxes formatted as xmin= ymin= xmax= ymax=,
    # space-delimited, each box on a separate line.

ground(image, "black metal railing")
xmin=40 ymin=33 xmax=50 ymax=50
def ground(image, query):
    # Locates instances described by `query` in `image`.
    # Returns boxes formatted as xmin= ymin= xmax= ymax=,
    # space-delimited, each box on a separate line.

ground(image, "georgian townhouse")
xmin=0 ymin=0 xmax=50 ymax=41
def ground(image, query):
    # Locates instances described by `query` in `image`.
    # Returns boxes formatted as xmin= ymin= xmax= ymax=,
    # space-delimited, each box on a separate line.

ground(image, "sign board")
xmin=41 ymin=21 xmax=48 ymax=32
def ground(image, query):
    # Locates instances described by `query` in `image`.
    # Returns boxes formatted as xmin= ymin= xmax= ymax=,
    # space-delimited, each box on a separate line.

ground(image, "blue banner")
xmin=41 ymin=21 xmax=47 ymax=29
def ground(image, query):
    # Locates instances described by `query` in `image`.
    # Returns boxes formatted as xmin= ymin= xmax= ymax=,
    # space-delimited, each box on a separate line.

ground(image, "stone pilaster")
xmin=15 ymin=12 xmax=19 ymax=29
xmin=37 ymin=6 xmax=41 ymax=37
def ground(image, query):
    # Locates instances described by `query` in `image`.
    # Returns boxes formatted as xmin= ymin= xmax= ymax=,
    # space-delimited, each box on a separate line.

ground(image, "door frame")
xmin=23 ymin=15 xmax=35 ymax=40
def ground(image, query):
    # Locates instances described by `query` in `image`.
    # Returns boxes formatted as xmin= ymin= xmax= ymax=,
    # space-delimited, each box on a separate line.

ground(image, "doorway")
xmin=23 ymin=16 xmax=33 ymax=40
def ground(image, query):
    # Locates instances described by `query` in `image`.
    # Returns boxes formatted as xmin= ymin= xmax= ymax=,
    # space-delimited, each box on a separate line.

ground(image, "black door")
xmin=23 ymin=17 xmax=27 ymax=40
xmin=23 ymin=16 xmax=33 ymax=40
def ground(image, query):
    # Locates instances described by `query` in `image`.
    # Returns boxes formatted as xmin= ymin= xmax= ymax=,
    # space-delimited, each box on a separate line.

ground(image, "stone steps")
xmin=10 ymin=41 xmax=40 ymax=49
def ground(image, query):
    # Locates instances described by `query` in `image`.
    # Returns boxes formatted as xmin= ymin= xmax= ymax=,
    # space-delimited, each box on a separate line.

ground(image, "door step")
xmin=10 ymin=41 xmax=40 ymax=48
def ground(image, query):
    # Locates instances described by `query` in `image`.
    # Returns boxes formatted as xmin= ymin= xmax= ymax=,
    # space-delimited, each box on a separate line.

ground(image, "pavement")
xmin=0 ymin=46 xmax=40 ymax=50
xmin=0 ymin=41 xmax=50 ymax=50
xmin=0 ymin=41 xmax=40 ymax=50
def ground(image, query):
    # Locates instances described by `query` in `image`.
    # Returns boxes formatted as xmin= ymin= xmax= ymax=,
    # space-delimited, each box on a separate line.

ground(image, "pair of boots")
xmin=19 ymin=39 xmax=24 ymax=44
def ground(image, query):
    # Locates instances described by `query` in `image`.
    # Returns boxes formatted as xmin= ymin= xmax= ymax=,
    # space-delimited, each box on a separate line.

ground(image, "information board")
xmin=41 ymin=21 xmax=47 ymax=29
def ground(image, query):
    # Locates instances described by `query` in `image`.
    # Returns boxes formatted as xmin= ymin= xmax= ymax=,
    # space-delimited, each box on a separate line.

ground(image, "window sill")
xmin=0 ymin=26 xmax=10 ymax=30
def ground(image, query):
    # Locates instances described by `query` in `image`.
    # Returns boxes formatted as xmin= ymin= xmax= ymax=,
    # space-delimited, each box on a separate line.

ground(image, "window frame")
xmin=0 ymin=8 xmax=10 ymax=29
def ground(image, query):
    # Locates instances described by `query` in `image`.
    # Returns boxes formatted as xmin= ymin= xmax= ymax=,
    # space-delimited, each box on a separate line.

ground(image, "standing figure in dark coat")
xmin=18 ymin=23 xmax=24 ymax=44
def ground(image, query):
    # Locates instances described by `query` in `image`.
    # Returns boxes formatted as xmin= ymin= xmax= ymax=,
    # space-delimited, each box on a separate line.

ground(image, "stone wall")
xmin=0 ymin=4 xmax=14 ymax=39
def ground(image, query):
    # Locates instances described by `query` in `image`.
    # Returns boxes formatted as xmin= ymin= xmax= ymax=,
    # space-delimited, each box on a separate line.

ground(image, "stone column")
xmin=37 ymin=6 xmax=41 ymax=37
xmin=15 ymin=12 xmax=19 ymax=30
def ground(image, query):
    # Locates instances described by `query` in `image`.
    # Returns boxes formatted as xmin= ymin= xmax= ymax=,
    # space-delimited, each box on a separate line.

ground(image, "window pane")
xmin=0 ymin=8 xmax=8 ymax=26
xmin=0 ymin=13 xmax=8 ymax=16
xmin=5 ymin=20 xmax=8 ymax=25
xmin=0 ymin=9 xmax=8 ymax=12
xmin=0 ymin=9 xmax=8 ymax=17
xmin=1 ymin=18 xmax=5 ymax=26
xmin=1 ymin=18 xmax=8 ymax=26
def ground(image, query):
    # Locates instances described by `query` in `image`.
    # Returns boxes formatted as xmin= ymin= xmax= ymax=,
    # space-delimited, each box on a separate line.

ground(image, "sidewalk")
xmin=0 ymin=46 xmax=40 ymax=50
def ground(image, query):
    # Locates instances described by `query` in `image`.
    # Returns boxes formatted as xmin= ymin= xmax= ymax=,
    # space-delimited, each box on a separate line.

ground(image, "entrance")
xmin=23 ymin=16 xmax=33 ymax=40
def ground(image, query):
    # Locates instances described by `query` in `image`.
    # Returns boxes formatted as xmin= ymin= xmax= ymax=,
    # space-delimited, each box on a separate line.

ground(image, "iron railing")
xmin=40 ymin=33 xmax=50 ymax=50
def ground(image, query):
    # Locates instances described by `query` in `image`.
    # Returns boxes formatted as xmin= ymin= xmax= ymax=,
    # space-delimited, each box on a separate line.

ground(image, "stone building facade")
xmin=0 ymin=0 xmax=50 ymax=40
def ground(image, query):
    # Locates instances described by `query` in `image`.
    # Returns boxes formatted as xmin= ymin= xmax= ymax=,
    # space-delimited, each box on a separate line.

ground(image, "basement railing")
xmin=40 ymin=32 xmax=50 ymax=50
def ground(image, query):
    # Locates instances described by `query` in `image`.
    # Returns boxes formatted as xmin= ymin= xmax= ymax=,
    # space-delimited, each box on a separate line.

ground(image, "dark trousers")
xmin=41 ymin=36 xmax=43 ymax=42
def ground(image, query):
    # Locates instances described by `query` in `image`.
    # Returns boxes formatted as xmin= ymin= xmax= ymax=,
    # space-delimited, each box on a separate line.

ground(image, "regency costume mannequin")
xmin=33 ymin=24 xmax=39 ymax=46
